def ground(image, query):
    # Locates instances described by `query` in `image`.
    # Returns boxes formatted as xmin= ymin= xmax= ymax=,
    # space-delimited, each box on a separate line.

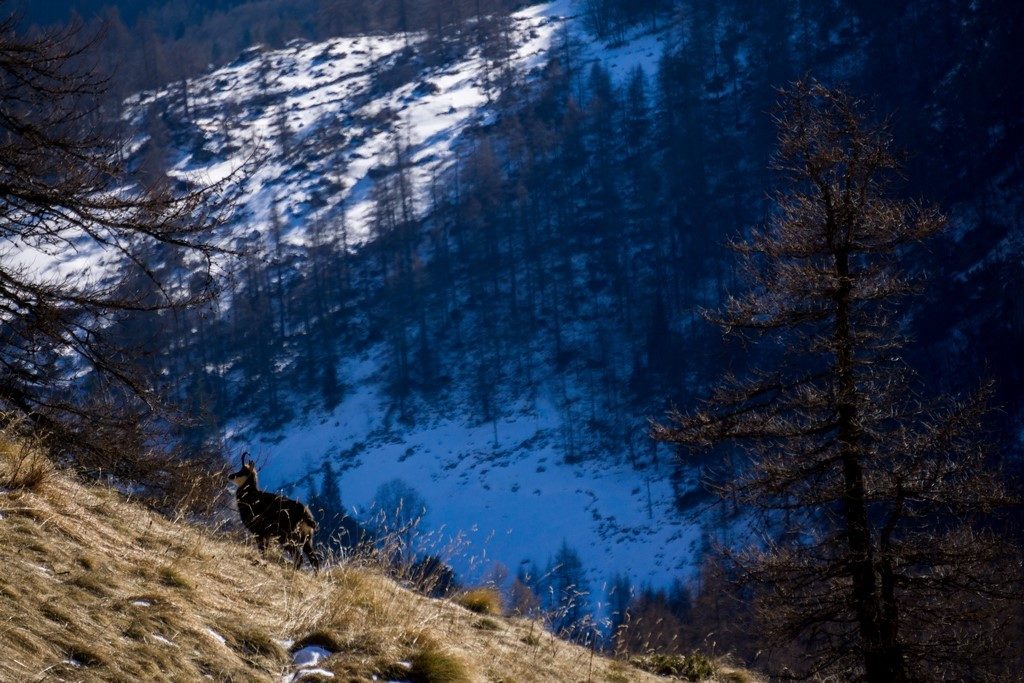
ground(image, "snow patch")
xmin=282 ymin=643 xmax=337 ymax=682
xmin=205 ymin=627 xmax=227 ymax=646
xmin=292 ymin=645 xmax=332 ymax=668
xmin=150 ymin=634 xmax=176 ymax=647
xmin=286 ymin=669 xmax=335 ymax=682
xmin=116 ymin=1 xmax=572 ymax=269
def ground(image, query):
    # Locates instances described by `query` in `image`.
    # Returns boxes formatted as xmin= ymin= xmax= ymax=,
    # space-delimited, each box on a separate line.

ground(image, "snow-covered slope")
xmin=126 ymin=0 xmax=675 ymax=250
xmin=127 ymin=3 xmax=565 ymax=247
xmin=244 ymin=349 xmax=705 ymax=596
xmin=122 ymin=1 xmax=710 ymax=599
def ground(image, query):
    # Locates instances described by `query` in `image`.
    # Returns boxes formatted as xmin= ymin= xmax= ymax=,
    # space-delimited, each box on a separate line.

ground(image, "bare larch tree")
xmin=652 ymin=81 xmax=1020 ymax=681
xmin=0 ymin=14 xmax=235 ymax=484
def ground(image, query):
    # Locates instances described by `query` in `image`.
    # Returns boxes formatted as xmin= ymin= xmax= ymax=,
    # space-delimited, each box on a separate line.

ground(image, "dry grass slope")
xmin=0 ymin=434 xmax=757 ymax=682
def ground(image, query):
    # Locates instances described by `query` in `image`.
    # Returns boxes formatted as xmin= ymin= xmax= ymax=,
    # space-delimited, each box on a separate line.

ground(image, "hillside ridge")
xmin=0 ymin=434 xmax=755 ymax=682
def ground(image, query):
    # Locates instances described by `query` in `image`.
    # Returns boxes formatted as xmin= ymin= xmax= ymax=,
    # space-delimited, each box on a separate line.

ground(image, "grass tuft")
xmin=232 ymin=627 xmax=287 ymax=659
xmin=69 ymin=570 xmax=112 ymax=597
xmin=629 ymin=652 xmax=717 ymax=681
xmin=291 ymin=630 xmax=345 ymax=653
xmin=295 ymin=671 xmax=335 ymax=682
xmin=455 ymin=587 xmax=503 ymax=615
xmin=473 ymin=617 xmax=502 ymax=631
xmin=159 ymin=565 xmax=194 ymax=590
xmin=522 ymin=633 xmax=542 ymax=646
xmin=408 ymin=642 xmax=471 ymax=683
xmin=64 ymin=643 xmax=108 ymax=667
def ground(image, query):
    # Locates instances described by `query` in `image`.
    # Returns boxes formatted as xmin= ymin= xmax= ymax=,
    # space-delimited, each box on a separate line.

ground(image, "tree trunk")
xmin=834 ymin=248 xmax=905 ymax=682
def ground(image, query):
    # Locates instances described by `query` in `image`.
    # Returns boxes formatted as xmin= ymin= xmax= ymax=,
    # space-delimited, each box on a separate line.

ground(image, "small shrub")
xmin=0 ymin=434 xmax=52 ymax=491
xmin=683 ymin=654 xmax=716 ymax=681
xmin=629 ymin=653 xmax=717 ymax=681
xmin=408 ymin=554 xmax=458 ymax=597
xmin=455 ymin=587 xmax=502 ymax=615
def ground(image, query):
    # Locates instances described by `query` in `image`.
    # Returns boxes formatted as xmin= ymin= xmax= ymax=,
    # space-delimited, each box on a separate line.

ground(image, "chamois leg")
xmin=303 ymin=536 xmax=322 ymax=572
xmin=280 ymin=536 xmax=303 ymax=569
xmin=291 ymin=543 xmax=304 ymax=569
xmin=256 ymin=536 xmax=268 ymax=556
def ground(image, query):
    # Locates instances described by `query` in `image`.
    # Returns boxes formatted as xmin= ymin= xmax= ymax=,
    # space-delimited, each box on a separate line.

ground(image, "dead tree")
xmin=652 ymin=81 xmax=1020 ymax=681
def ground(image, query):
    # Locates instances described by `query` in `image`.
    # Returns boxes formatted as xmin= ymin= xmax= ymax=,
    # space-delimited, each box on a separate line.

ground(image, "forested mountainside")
xmin=75 ymin=0 xmax=1022 ymax=624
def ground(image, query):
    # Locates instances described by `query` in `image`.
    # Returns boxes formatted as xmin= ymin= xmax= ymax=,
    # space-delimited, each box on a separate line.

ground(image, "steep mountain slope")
xmin=98 ymin=0 xmax=1024 ymax=614
xmin=0 ymin=434 xmax=757 ymax=681
xmin=115 ymin=0 xmax=711 ymax=597
xmin=125 ymin=0 xmax=670 ymax=249
xmin=127 ymin=2 xmax=564 ymax=247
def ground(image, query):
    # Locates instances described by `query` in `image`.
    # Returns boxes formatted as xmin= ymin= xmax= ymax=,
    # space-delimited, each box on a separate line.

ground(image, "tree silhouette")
xmin=544 ymin=541 xmax=591 ymax=640
xmin=653 ymin=81 xmax=1019 ymax=681
xmin=0 ymin=16 xmax=235 ymax=476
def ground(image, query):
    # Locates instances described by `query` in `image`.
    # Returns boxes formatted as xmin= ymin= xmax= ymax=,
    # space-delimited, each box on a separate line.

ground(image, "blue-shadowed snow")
xmin=292 ymin=645 xmax=332 ymax=668
xmin=241 ymin=347 xmax=706 ymax=597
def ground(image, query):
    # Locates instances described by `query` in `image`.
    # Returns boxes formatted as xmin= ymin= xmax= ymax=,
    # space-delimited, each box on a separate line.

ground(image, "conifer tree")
xmin=653 ymin=81 xmax=1019 ymax=681
xmin=607 ymin=572 xmax=634 ymax=635
xmin=545 ymin=541 xmax=591 ymax=640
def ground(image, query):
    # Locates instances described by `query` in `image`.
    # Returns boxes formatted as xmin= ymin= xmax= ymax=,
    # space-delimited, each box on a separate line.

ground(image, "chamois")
xmin=229 ymin=454 xmax=322 ymax=570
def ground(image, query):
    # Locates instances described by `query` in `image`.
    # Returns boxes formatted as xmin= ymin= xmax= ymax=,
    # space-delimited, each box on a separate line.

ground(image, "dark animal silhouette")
xmin=229 ymin=454 xmax=322 ymax=570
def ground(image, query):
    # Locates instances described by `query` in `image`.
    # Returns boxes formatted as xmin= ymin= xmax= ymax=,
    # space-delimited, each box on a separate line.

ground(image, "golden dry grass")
xmin=0 ymin=433 xmax=758 ymax=682
xmin=0 ymin=426 xmax=53 ymax=491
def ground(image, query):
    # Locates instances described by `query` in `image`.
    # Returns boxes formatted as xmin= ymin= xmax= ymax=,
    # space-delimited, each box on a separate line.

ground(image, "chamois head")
xmin=229 ymin=453 xmax=257 ymax=487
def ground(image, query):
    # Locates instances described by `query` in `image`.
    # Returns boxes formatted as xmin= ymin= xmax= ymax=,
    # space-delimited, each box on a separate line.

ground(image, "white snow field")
xmin=244 ymin=348 xmax=705 ymax=600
